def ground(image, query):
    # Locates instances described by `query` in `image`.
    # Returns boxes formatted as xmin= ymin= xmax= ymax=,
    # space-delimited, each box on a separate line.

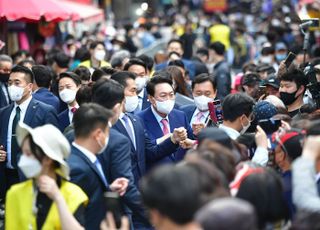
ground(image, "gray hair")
xmin=0 ymin=54 xmax=13 ymax=64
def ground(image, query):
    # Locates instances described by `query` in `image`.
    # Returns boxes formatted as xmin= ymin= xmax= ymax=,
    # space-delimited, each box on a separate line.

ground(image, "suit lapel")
xmin=73 ymin=146 xmax=108 ymax=188
xmin=23 ymin=99 xmax=37 ymax=125
xmin=1 ymin=104 xmax=14 ymax=149
xmin=145 ymin=107 xmax=163 ymax=138
xmin=114 ymin=120 xmax=135 ymax=151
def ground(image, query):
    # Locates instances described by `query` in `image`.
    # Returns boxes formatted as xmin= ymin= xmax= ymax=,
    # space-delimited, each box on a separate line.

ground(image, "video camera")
xmin=304 ymin=64 xmax=320 ymax=109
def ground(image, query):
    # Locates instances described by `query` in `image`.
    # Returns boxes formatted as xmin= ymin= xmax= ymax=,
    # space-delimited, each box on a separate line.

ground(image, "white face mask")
xmin=125 ymin=95 xmax=139 ymax=112
xmin=193 ymin=95 xmax=213 ymax=111
xmin=155 ymin=99 xmax=175 ymax=115
xmin=260 ymin=56 xmax=272 ymax=64
xmin=94 ymin=50 xmax=106 ymax=61
xmin=240 ymin=116 xmax=251 ymax=134
xmin=97 ymin=133 xmax=109 ymax=154
xmin=8 ymin=85 xmax=25 ymax=102
xmin=135 ymin=77 xmax=147 ymax=92
xmin=18 ymin=154 xmax=42 ymax=178
xmin=59 ymin=89 xmax=77 ymax=104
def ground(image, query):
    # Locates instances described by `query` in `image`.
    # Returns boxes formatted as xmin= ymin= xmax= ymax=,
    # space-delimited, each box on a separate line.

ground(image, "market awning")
xmin=0 ymin=0 xmax=104 ymax=23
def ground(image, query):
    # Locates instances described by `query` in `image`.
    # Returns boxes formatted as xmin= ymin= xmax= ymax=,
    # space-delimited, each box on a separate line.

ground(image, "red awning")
xmin=0 ymin=0 xmax=103 ymax=23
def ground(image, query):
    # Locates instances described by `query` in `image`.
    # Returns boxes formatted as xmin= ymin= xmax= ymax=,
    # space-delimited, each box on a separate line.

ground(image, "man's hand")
xmin=179 ymin=139 xmax=196 ymax=149
xmin=255 ymin=125 xmax=268 ymax=149
xmin=0 ymin=145 xmax=6 ymax=162
xmin=110 ymin=178 xmax=129 ymax=196
xmin=192 ymin=123 xmax=205 ymax=136
xmin=171 ymin=127 xmax=187 ymax=144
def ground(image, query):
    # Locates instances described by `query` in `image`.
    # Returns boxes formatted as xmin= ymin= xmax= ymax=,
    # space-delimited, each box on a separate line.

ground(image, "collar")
xmin=72 ymin=142 xmax=97 ymax=164
xmin=151 ymin=105 xmax=169 ymax=123
xmin=15 ymin=96 xmax=32 ymax=112
xmin=194 ymin=108 xmax=210 ymax=116
xmin=138 ymin=89 xmax=144 ymax=98
xmin=219 ymin=124 xmax=240 ymax=140
xmin=68 ymin=103 xmax=79 ymax=110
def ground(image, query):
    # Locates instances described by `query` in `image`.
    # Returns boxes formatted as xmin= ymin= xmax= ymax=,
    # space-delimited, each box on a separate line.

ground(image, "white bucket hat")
xmin=16 ymin=122 xmax=71 ymax=179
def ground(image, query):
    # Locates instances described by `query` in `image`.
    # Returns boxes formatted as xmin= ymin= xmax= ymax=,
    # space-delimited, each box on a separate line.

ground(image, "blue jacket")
xmin=134 ymin=88 xmax=151 ymax=114
xmin=0 ymin=98 xmax=58 ymax=198
xmin=33 ymin=88 xmax=60 ymax=112
xmin=68 ymin=145 xmax=109 ymax=230
xmin=113 ymin=113 xmax=178 ymax=184
xmin=58 ymin=109 xmax=69 ymax=132
xmin=137 ymin=107 xmax=193 ymax=168
xmin=179 ymin=104 xmax=197 ymax=124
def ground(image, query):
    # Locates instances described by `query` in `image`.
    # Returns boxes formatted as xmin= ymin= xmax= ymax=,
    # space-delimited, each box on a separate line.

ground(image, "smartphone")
xmin=104 ymin=192 xmax=123 ymax=228
xmin=208 ymin=100 xmax=223 ymax=125
xmin=258 ymin=118 xmax=281 ymax=135
xmin=284 ymin=52 xmax=296 ymax=69
xmin=258 ymin=85 xmax=268 ymax=98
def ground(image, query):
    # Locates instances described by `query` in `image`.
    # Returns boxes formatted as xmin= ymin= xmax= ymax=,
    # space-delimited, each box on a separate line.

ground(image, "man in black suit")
xmin=92 ymin=79 xmax=154 ymax=229
xmin=0 ymin=65 xmax=59 ymax=202
xmin=0 ymin=54 xmax=12 ymax=109
xmin=69 ymin=103 xmax=128 ymax=230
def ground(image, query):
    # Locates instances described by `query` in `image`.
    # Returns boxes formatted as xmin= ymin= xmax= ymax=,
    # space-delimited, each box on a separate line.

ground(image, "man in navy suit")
xmin=92 ymin=79 xmax=155 ymax=229
xmin=138 ymin=75 xmax=193 ymax=168
xmin=180 ymin=73 xmax=218 ymax=136
xmin=0 ymin=54 xmax=12 ymax=109
xmin=32 ymin=65 xmax=60 ymax=112
xmin=111 ymin=71 xmax=187 ymax=183
xmin=57 ymin=72 xmax=81 ymax=132
xmin=0 ymin=65 xmax=58 ymax=202
xmin=68 ymin=103 xmax=128 ymax=230
xmin=124 ymin=58 xmax=151 ymax=113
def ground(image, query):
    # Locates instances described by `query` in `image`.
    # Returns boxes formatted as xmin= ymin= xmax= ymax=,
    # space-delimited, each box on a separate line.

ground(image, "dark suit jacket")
xmin=99 ymin=129 xmax=151 ymax=228
xmin=33 ymin=88 xmax=60 ymax=112
xmin=0 ymin=82 xmax=10 ymax=109
xmin=113 ymin=113 xmax=178 ymax=184
xmin=134 ymin=88 xmax=151 ymax=114
xmin=58 ymin=109 xmax=69 ymax=132
xmin=68 ymin=146 xmax=109 ymax=230
xmin=137 ymin=107 xmax=193 ymax=168
xmin=0 ymin=98 xmax=58 ymax=198
xmin=179 ymin=104 xmax=197 ymax=124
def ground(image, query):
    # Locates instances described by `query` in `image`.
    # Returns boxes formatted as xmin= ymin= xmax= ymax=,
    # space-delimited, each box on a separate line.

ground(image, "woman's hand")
xmin=100 ymin=212 xmax=129 ymax=230
xmin=37 ymin=175 xmax=62 ymax=201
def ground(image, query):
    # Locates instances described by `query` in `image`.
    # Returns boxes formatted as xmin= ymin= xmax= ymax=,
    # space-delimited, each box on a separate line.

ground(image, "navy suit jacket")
xmin=113 ymin=113 xmax=178 ymax=184
xmin=0 ymin=82 xmax=10 ymax=109
xmin=0 ymin=98 xmax=58 ymax=198
xmin=33 ymin=88 xmax=60 ymax=112
xmin=137 ymin=107 xmax=193 ymax=168
xmin=179 ymin=104 xmax=197 ymax=124
xmin=68 ymin=146 xmax=109 ymax=230
xmin=58 ymin=109 xmax=69 ymax=132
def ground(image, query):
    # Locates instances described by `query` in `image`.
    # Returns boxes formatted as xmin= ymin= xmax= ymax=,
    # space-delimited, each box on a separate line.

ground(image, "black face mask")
xmin=0 ymin=73 xmax=9 ymax=83
xmin=280 ymin=90 xmax=298 ymax=106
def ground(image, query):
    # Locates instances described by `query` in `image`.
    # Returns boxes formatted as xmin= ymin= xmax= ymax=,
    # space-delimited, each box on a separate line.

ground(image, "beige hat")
xmin=16 ymin=122 xmax=71 ymax=179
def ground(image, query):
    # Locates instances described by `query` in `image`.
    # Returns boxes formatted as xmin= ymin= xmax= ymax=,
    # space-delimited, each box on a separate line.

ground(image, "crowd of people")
xmin=1 ymin=0 xmax=320 ymax=229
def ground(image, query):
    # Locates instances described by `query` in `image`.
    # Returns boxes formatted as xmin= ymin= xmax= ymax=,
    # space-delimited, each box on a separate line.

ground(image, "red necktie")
xmin=161 ymin=119 xmax=170 ymax=135
xmin=71 ymin=107 xmax=77 ymax=113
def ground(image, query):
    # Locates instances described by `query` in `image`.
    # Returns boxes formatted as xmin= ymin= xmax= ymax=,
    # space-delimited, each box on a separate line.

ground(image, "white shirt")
xmin=72 ymin=142 xmax=108 ymax=187
xmin=151 ymin=106 xmax=171 ymax=132
xmin=6 ymin=96 xmax=32 ymax=168
xmin=190 ymin=108 xmax=209 ymax=126
xmin=219 ymin=124 xmax=240 ymax=140
xmin=68 ymin=104 xmax=79 ymax=123
xmin=137 ymin=90 xmax=144 ymax=111
xmin=119 ymin=113 xmax=136 ymax=149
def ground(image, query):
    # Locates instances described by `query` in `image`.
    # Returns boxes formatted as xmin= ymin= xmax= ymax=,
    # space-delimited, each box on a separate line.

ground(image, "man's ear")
xmin=297 ymin=85 xmax=305 ymax=97
xmin=148 ymin=95 xmax=155 ymax=106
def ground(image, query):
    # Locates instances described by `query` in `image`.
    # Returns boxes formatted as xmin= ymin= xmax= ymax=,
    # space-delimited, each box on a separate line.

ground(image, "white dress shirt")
xmin=137 ymin=90 xmax=144 ymax=111
xmin=6 ymin=96 xmax=32 ymax=168
xmin=68 ymin=104 xmax=79 ymax=123
xmin=219 ymin=124 xmax=240 ymax=140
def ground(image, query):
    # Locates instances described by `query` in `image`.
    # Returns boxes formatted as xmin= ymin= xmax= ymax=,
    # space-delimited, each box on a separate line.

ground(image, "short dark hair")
xmin=167 ymin=39 xmax=184 ymax=48
xmin=123 ymin=58 xmax=147 ymax=72
xmin=137 ymin=54 xmax=154 ymax=72
xmin=196 ymin=48 xmax=209 ymax=57
xmin=73 ymin=103 xmax=113 ymax=138
xmin=53 ymin=52 xmax=70 ymax=68
xmin=210 ymin=42 xmax=225 ymax=55
xmin=92 ymin=79 xmax=124 ymax=109
xmin=222 ymin=93 xmax=255 ymax=122
xmin=73 ymin=66 xmax=91 ymax=82
xmin=140 ymin=160 xmax=225 ymax=225
xmin=32 ymin=65 xmax=52 ymax=88
xmin=58 ymin=72 xmax=81 ymax=86
xmin=146 ymin=75 xmax=173 ymax=97
xmin=279 ymin=68 xmax=308 ymax=89
xmin=18 ymin=59 xmax=35 ymax=68
xmin=11 ymin=65 xmax=34 ymax=83
xmin=192 ymin=73 xmax=217 ymax=91
xmin=91 ymin=68 xmax=107 ymax=82
xmin=89 ymin=41 xmax=105 ymax=50
xmin=168 ymin=59 xmax=185 ymax=69
xmin=76 ymin=84 xmax=93 ymax=106
xmin=110 ymin=71 xmax=136 ymax=88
